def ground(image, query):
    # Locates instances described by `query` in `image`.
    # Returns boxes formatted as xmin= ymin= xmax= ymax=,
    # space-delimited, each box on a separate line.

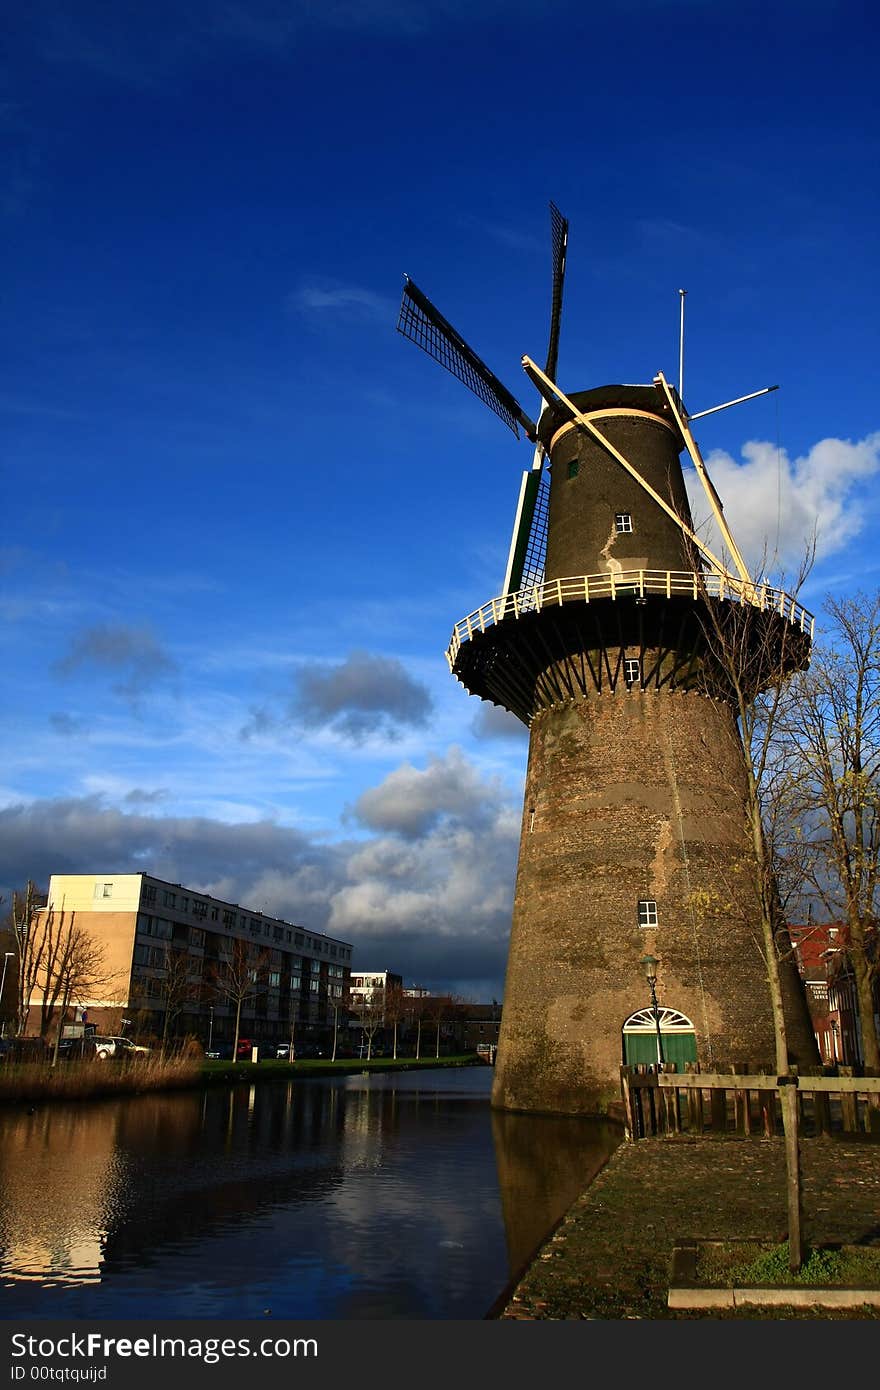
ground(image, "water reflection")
xmin=491 ymin=1110 xmax=621 ymax=1280
xmin=0 ymin=1070 xmax=620 ymax=1318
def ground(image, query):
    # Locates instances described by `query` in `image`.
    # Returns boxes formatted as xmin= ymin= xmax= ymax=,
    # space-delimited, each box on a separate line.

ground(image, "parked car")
xmin=276 ymin=1042 xmax=293 ymax=1059
xmin=57 ymin=1036 xmax=97 ymax=1061
xmin=92 ymin=1035 xmax=139 ymax=1059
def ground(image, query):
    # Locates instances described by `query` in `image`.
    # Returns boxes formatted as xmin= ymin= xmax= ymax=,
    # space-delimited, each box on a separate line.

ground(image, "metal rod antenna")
xmin=678 ymin=290 xmax=687 ymax=404
xmin=688 ymin=385 xmax=780 ymax=421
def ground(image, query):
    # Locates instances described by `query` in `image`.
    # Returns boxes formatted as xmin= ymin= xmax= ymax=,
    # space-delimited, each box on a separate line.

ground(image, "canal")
xmin=0 ymin=1067 xmax=621 ymax=1319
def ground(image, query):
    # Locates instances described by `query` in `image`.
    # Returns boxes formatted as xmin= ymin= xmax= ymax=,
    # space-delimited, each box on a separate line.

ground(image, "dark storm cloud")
xmin=471 ymin=704 xmax=528 ymax=741
xmin=53 ymin=623 xmax=177 ymax=699
xmin=0 ymin=748 xmax=519 ymax=997
xmin=292 ymin=650 xmax=433 ymax=744
xmin=350 ymin=748 xmax=503 ymax=839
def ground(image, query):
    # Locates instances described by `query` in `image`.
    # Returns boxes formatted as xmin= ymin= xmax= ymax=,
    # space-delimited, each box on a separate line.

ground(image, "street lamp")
xmin=0 ymin=952 xmax=14 ymax=1038
xmin=639 ymin=954 xmax=664 ymax=1066
xmin=207 ymin=1006 xmax=214 ymax=1053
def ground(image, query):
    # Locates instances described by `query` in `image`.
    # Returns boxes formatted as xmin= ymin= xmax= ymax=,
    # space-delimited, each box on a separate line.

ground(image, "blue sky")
xmin=2 ymin=0 xmax=879 ymax=997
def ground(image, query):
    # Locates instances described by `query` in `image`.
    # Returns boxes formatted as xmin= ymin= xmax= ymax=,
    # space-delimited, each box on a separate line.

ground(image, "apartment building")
xmin=35 ymin=873 xmax=353 ymax=1047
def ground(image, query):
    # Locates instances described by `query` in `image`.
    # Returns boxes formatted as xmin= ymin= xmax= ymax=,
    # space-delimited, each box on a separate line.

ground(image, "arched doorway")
xmin=622 ymin=1007 xmax=697 ymax=1067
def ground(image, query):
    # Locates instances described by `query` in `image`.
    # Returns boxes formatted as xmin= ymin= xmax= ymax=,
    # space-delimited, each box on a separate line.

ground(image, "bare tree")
xmin=209 ymin=939 xmax=269 ymax=1061
xmin=10 ymin=881 xmax=48 ymax=1036
xmin=11 ymin=890 xmax=113 ymax=1047
xmin=691 ymin=545 xmax=817 ymax=1269
xmin=351 ymin=986 xmax=384 ymax=1060
xmin=383 ymin=981 xmax=405 ymax=1060
xmin=404 ymin=992 xmax=427 ymax=1059
xmin=779 ymin=591 xmax=880 ymax=1071
xmin=158 ymin=946 xmax=202 ymax=1055
xmin=421 ymin=993 xmax=456 ymax=1059
xmin=46 ymin=925 xmax=115 ymax=1066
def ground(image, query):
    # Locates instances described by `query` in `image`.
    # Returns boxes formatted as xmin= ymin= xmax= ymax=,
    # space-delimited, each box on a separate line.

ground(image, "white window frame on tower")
xmin=638 ymin=899 xmax=658 ymax=928
xmin=615 ymin=513 xmax=633 ymax=533
xmin=624 ymin=657 xmax=642 ymax=686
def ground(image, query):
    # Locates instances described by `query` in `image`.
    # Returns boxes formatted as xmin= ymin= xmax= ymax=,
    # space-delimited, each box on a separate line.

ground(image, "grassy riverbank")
xmin=0 ymin=1053 xmax=485 ymax=1105
xmin=200 ymin=1053 xmax=483 ymax=1083
xmin=0 ymin=1053 xmax=203 ymax=1104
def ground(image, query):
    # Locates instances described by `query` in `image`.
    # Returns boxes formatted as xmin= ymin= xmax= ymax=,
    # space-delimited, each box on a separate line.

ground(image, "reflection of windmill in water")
xmin=397 ymin=207 xmax=818 ymax=1117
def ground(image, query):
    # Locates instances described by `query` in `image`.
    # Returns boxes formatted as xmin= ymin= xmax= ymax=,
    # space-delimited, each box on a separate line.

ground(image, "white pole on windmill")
xmin=678 ymin=289 xmax=687 ymax=406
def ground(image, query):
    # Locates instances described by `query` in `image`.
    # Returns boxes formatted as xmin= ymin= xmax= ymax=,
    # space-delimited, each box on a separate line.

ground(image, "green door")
xmin=623 ymin=1007 xmax=697 ymax=1067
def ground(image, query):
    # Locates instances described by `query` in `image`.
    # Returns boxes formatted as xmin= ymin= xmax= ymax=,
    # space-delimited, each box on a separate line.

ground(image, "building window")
xmin=567 ymin=459 xmax=579 ymax=480
xmin=143 ymin=884 xmax=156 ymax=906
xmin=192 ymin=901 xmax=207 ymax=919
xmin=624 ymin=657 xmax=641 ymax=686
xmin=309 ymin=980 xmax=319 ymax=993
xmin=94 ymin=881 xmax=113 ymax=899
xmin=180 ymin=896 xmax=189 ymax=912
xmin=286 ymin=930 xmax=292 ymax=943
xmin=190 ymin=928 xmax=205 ymax=948
xmin=223 ymin=909 xmax=236 ymax=928
xmin=615 ymin=513 xmax=633 ymax=533
xmin=269 ymin=971 xmax=281 ymax=988
xmin=295 ymin=933 xmax=303 ymax=946
xmin=163 ymin=891 xmax=176 ymax=908
xmin=528 ymin=807 xmax=536 ymax=833
xmin=210 ymin=906 xmax=218 ymax=921
xmin=638 ymin=899 xmax=658 ymax=928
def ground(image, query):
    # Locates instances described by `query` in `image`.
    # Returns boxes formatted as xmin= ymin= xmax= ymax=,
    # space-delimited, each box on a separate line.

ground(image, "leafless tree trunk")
xmin=208 ymin=939 xmax=268 ymax=1062
xmin=692 ymin=544 xmax=816 ymax=1270
xmin=159 ymin=946 xmax=201 ymax=1056
xmin=779 ymin=591 xmax=880 ymax=1071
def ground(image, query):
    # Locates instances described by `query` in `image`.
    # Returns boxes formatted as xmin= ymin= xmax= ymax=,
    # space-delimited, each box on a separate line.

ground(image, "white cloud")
xmin=0 ymin=745 xmax=522 ymax=996
xmin=686 ymin=432 xmax=880 ymax=573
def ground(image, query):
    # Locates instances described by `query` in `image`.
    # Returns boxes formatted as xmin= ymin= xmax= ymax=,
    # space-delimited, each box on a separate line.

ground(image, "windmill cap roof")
xmin=537 ymin=383 xmax=683 ymax=449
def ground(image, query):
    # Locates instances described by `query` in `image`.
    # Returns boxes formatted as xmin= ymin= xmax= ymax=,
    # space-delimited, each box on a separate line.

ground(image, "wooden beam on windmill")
xmin=520 ymin=354 xmax=732 ymax=580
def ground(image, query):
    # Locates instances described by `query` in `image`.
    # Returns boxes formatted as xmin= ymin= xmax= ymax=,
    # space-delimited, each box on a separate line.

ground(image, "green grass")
xmin=696 ymin=1241 xmax=880 ymax=1288
xmin=201 ymin=1053 xmax=480 ymax=1080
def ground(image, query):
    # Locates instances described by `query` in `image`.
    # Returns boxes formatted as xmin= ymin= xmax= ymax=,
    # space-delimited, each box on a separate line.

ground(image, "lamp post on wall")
xmin=0 ymin=952 xmax=13 ymax=1038
xmin=639 ymin=954 xmax=664 ymax=1066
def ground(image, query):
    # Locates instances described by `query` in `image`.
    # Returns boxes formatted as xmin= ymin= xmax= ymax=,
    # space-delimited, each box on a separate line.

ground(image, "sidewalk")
xmin=498 ymin=1135 xmax=880 ymax=1320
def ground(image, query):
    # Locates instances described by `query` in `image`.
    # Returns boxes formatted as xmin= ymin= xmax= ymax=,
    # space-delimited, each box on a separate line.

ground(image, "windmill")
xmin=396 ymin=206 xmax=818 ymax=1117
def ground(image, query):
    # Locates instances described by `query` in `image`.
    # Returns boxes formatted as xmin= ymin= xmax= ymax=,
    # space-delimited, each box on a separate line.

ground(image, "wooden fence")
xmin=620 ymin=1063 xmax=880 ymax=1141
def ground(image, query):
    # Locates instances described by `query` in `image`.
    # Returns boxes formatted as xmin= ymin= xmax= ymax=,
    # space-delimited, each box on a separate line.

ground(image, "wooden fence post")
xmin=864 ymin=1068 xmax=880 ymax=1134
xmin=685 ymin=1061 xmax=703 ymax=1134
xmin=807 ymin=1066 xmax=831 ymax=1136
xmin=733 ymin=1061 xmax=750 ymax=1135
xmin=710 ymin=1079 xmax=727 ymax=1134
xmin=838 ymin=1066 xmax=857 ymax=1133
xmin=620 ymin=1066 xmax=635 ymax=1140
xmin=780 ymin=1079 xmax=805 ymax=1270
xmin=758 ymin=1062 xmax=776 ymax=1137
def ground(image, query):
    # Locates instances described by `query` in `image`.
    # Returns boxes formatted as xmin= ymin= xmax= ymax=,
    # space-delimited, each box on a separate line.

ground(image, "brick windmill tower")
xmin=397 ymin=207 xmax=818 ymax=1116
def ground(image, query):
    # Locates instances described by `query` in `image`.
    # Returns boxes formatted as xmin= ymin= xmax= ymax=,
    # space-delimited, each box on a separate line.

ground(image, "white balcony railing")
xmin=445 ymin=569 xmax=815 ymax=669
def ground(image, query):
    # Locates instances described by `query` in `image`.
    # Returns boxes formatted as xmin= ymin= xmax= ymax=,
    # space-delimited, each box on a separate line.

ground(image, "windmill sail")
xmin=544 ymin=201 xmax=569 ymax=380
xmin=502 ymin=203 xmax=568 ymax=593
xmin=502 ymin=466 xmax=551 ymax=597
xmin=397 ymin=279 xmax=537 ymax=439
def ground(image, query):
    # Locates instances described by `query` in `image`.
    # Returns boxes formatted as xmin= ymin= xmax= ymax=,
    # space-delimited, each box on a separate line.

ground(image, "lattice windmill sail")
xmin=397 ymin=203 xmax=568 ymax=595
xmin=395 ymin=204 xmax=819 ymax=1119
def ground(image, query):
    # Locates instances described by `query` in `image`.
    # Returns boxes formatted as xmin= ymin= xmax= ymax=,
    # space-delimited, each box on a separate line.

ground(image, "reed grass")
xmin=0 ymin=1053 xmax=202 ymax=1104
